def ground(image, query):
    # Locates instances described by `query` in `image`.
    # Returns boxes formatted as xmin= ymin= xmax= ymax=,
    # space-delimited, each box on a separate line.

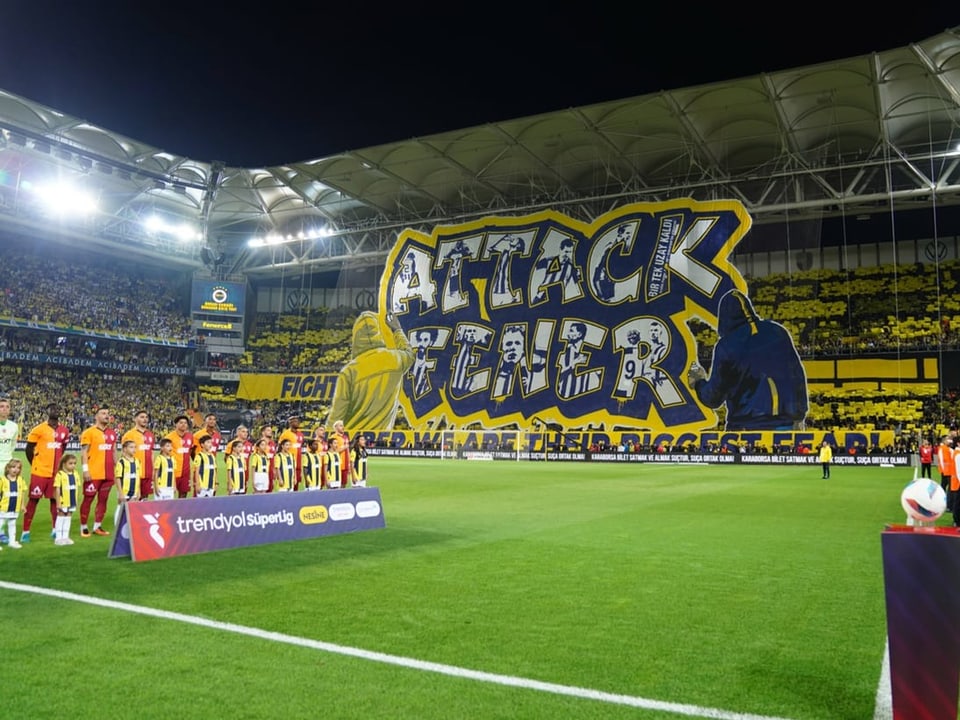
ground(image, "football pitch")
xmin=0 ymin=457 xmax=946 ymax=719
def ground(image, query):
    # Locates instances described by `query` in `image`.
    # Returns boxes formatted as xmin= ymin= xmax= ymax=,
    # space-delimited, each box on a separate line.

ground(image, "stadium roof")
xmin=1 ymin=26 xmax=959 ymax=279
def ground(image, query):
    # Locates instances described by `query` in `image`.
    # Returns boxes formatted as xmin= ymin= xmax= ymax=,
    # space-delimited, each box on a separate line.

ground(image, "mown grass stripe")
xmin=0 ymin=579 xmax=798 ymax=720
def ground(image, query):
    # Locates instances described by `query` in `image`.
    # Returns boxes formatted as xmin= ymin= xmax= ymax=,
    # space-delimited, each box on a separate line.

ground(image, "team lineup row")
xmin=0 ymin=399 xmax=366 ymax=547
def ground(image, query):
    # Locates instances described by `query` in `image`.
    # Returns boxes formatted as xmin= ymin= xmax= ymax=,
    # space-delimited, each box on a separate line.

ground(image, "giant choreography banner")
xmin=380 ymin=200 xmax=771 ymax=433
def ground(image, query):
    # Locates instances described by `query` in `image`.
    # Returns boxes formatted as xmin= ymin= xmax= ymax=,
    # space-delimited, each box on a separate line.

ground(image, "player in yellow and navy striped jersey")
xmin=53 ymin=454 xmax=81 ymax=545
xmin=272 ymin=438 xmax=296 ymax=492
xmin=0 ymin=458 xmax=26 ymax=549
xmin=225 ymin=441 xmax=247 ymax=495
xmin=326 ymin=435 xmax=343 ymax=488
xmin=153 ymin=438 xmax=177 ymax=501
xmin=351 ymin=435 xmax=368 ymax=487
xmin=192 ymin=435 xmax=218 ymax=498
xmin=302 ymin=439 xmax=323 ymax=490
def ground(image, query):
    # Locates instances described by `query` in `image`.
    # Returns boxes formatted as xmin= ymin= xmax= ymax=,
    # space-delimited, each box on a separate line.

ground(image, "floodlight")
xmin=32 ymin=182 xmax=97 ymax=216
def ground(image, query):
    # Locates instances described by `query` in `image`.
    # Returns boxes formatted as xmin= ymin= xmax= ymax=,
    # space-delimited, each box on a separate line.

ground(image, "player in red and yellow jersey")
xmin=79 ymin=406 xmax=117 ymax=537
xmin=163 ymin=415 xmax=193 ymax=498
xmin=191 ymin=413 xmax=221 ymax=460
xmin=121 ymin=410 xmax=155 ymax=500
xmin=21 ymin=404 xmax=70 ymax=543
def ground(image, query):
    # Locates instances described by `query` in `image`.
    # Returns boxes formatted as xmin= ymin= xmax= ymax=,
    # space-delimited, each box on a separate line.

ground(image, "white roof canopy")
xmin=1 ymin=26 xmax=959 ymax=277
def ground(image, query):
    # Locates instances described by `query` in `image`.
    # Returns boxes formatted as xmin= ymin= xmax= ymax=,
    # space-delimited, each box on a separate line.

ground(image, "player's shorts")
xmin=353 ymin=480 xmax=367 ymax=488
xmin=154 ymin=487 xmax=175 ymax=501
xmin=83 ymin=478 xmax=114 ymax=498
xmin=139 ymin=477 xmax=154 ymax=499
xmin=28 ymin=474 xmax=55 ymax=499
xmin=0 ymin=511 xmax=18 ymax=520
xmin=57 ymin=506 xmax=76 ymax=514
xmin=196 ymin=488 xmax=215 ymax=499
xmin=175 ymin=474 xmax=191 ymax=495
xmin=305 ymin=485 xmax=321 ymax=491
xmin=327 ymin=478 xmax=341 ymax=489
xmin=253 ymin=471 xmax=269 ymax=493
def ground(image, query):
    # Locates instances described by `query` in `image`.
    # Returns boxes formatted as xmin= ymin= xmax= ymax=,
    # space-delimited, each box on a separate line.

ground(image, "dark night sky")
xmin=1 ymin=3 xmax=956 ymax=167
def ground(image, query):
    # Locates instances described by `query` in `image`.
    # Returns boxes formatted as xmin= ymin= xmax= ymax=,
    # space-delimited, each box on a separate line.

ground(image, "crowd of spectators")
xmin=201 ymin=310 xmax=353 ymax=373
xmin=747 ymin=260 xmax=960 ymax=355
xmin=0 ymin=327 xmax=191 ymax=366
xmin=0 ymin=246 xmax=191 ymax=341
xmin=0 ymin=365 xmax=185 ymax=438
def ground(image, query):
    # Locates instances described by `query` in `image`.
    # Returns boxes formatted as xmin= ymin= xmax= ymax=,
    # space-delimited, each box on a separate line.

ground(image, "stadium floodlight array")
xmin=29 ymin=181 xmax=97 ymax=217
xmin=248 ymin=227 xmax=332 ymax=247
xmin=143 ymin=214 xmax=202 ymax=242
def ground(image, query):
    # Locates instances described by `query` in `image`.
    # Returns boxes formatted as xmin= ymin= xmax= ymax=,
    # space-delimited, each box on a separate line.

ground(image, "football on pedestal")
xmin=900 ymin=479 xmax=948 ymax=523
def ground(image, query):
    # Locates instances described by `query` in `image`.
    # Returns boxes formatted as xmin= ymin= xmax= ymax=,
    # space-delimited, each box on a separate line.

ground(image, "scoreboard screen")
xmin=190 ymin=279 xmax=246 ymax=316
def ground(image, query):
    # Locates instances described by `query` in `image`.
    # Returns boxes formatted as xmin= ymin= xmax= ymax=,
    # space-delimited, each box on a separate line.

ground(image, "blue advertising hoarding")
xmin=110 ymin=487 xmax=385 ymax=561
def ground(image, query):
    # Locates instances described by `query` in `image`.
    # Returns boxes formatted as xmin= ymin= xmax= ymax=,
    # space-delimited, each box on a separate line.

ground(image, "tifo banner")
xmin=361 ymin=429 xmax=897 ymax=454
xmin=237 ymin=373 xmax=338 ymax=401
xmin=370 ymin=200 xmax=809 ymax=433
xmin=111 ymin=488 xmax=385 ymax=562
xmin=18 ymin=429 xmax=899 ymax=456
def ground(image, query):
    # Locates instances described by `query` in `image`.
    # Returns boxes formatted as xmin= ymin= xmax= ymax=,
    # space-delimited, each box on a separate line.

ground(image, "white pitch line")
xmin=873 ymin=640 xmax=893 ymax=720
xmin=1 ymin=580 xmax=795 ymax=720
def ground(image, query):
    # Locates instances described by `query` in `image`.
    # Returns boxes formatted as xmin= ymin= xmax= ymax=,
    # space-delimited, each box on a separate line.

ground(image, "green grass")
xmin=0 ymin=457 xmax=940 ymax=719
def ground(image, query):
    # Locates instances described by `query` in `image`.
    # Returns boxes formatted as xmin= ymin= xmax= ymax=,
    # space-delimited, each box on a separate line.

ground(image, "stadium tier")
xmin=0 ymin=228 xmax=958 ymax=451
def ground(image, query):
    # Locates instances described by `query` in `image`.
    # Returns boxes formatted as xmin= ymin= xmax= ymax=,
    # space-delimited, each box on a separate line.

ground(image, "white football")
xmin=900 ymin=479 xmax=948 ymax=522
